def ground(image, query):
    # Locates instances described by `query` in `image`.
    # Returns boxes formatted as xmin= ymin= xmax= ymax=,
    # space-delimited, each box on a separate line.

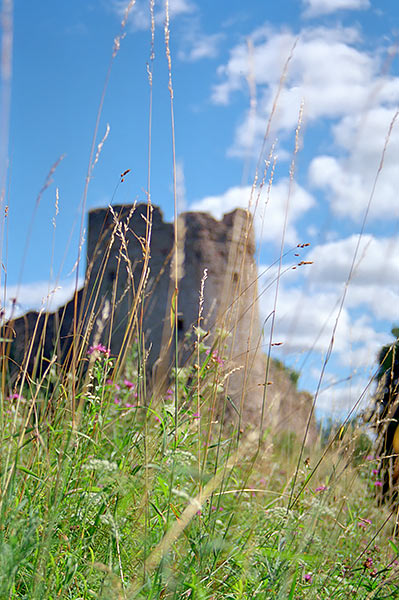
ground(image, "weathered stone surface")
xmin=2 ymin=203 xmax=317 ymax=443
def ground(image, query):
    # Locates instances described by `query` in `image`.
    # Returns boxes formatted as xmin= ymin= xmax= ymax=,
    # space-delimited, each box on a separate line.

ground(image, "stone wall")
xmin=2 ymin=203 xmax=317 ymax=443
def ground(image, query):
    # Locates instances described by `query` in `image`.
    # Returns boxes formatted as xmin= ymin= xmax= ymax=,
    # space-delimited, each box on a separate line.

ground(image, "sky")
xmin=1 ymin=0 xmax=398 ymax=418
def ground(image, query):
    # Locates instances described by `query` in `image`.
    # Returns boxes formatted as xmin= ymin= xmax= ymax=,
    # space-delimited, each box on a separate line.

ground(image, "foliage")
xmin=0 ymin=340 xmax=398 ymax=600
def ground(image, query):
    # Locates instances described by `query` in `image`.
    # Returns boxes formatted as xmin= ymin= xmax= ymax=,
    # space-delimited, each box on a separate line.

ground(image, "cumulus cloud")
xmin=302 ymin=0 xmax=370 ymax=18
xmin=254 ymin=227 xmax=398 ymax=412
xmin=306 ymin=234 xmax=399 ymax=320
xmin=109 ymin=0 xmax=195 ymax=31
xmin=256 ymin=272 xmax=390 ymax=413
xmin=317 ymin=377 xmax=373 ymax=415
xmin=189 ymin=179 xmax=315 ymax=246
xmin=259 ymin=233 xmax=398 ymax=358
xmin=178 ymin=30 xmax=224 ymax=61
xmin=212 ymin=25 xmax=374 ymax=126
xmin=1 ymin=279 xmax=81 ymax=319
xmin=212 ymin=23 xmax=399 ymax=223
xmin=309 ymin=106 xmax=399 ymax=221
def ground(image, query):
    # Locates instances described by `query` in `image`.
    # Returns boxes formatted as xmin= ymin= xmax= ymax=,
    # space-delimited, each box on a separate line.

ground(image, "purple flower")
xmin=88 ymin=344 xmax=110 ymax=358
xmin=374 ymin=480 xmax=383 ymax=487
xmin=8 ymin=393 xmax=21 ymax=401
xmin=366 ymin=455 xmax=375 ymax=461
xmin=125 ymin=403 xmax=136 ymax=408
xmin=114 ymin=397 xmax=121 ymax=405
xmin=123 ymin=379 xmax=135 ymax=389
xmin=304 ymin=573 xmax=312 ymax=583
xmin=372 ymin=469 xmax=379 ymax=476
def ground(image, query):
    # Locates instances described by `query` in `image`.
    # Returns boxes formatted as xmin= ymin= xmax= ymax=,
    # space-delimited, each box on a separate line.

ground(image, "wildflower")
xmin=372 ymin=469 xmax=379 ymax=476
xmin=358 ymin=518 xmax=372 ymax=529
xmin=374 ymin=480 xmax=383 ymax=487
xmin=304 ymin=573 xmax=313 ymax=583
xmin=7 ymin=393 xmax=21 ymax=401
xmin=125 ymin=403 xmax=136 ymax=408
xmin=114 ymin=397 xmax=121 ymax=405
xmin=363 ymin=557 xmax=373 ymax=569
xmin=88 ymin=344 xmax=110 ymax=358
xmin=192 ymin=412 xmax=200 ymax=419
xmin=123 ymin=379 xmax=135 ymax=389
xmin=206 ymin=349 xmax=224 ymax=365
xmin=366 ymin=455 xmax=375 ymax=461
xmin=315 ymin=485 xmax=327 ymax=493
xmin=106 ymin=379 xmax=120 ymax=390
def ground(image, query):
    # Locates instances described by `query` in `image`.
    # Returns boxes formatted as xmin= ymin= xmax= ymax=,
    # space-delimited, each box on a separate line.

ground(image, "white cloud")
xmin=306 ymin=234 xmax=399 ymax=320
xmin=110 ymin=0 xmax=195 ymax=31
xmin=317 ymin=377 xmax=373 ymax=415
xmin=212 ymin=25 xmax=371 ymax=116
xmin=1 ymin=279 xmax=81 ymax=319
xmin=212 ymin=23 xmax=399 ymax=223
xmin=189 ymin=179 xmax=315 ymax=246
xmin=302 ymin=0 xmax=370 ymax=18
xmin=308 ymin=234 xmax=399 ymax=288
xmin=309 ymin=106 xmax=399 ymax=220
xmin=256 ymin=274 xmax=390 ymax=413
xmin=178 ymin=31 xmax=224 ymax=62
xmin=253 ymin=228 xmax=397 ymax=414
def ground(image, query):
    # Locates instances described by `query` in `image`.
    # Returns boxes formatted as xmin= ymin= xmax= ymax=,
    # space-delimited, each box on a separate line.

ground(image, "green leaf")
xmin=17 ymin=465 xmax=43 ymax=481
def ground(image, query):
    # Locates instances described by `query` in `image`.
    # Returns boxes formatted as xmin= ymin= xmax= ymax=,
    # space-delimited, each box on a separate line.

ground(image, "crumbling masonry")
xmin=4 ymin=203 xmax=317 ymax=441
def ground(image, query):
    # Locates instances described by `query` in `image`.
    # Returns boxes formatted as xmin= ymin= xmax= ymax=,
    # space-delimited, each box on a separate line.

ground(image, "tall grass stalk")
xmin=1 ymin=2 xmax=399 ymax=599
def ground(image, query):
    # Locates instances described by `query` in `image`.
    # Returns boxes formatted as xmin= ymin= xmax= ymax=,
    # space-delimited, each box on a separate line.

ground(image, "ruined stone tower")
xmin=86 ymin=203 xmax=267 ymax=425
xmin=4 ymin=203 xmax=317 ymax=441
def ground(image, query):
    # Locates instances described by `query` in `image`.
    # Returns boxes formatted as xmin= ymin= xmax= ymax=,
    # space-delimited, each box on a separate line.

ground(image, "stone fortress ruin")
xmin=4 ymin=203 xmax=317 ymax=442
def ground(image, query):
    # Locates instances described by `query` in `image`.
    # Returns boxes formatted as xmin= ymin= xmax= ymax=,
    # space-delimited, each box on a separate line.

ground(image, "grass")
xmin=0 ymin=320 xmax=399 ymax=599
xmin=1 ymin=3 xmax=399 ymax=599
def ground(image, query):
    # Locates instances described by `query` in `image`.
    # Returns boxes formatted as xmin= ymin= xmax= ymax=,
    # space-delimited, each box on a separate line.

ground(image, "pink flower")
xmin=7 ymin=393 xmax=21 ymax=401
xmin=315 ymin=485 xmax=327 ymax=493
xmin=372 ymin=469 xmax=379 ymax=476
xmin=374 ymin=480 xmax=383 ymax=487
xmin=304 ymin=573 xmax=312 ymax=583
xmin=205 ymin=349 xmax=224 ymax=365
xmin=88 ymin=344 xmax=110 ymax=358
xmin=114 ymin=397 xmax=121 ymax=405
xmin=358 ymin=519 xmax=372 ymax=529
xmin=123 ymin=379 xmax=135 ymax=389
xmin=363 ymin=557 xmax=373 ymax=569
xmin=125 ymin=403 xmax=136 ymax=408
xmin=106 ymin=379 xmax=120 ymax=390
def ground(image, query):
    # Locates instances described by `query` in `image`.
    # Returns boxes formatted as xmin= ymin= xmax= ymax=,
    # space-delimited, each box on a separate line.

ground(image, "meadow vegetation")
xmin=1 ymin=286 xmax=399 ymax=599
xmin=1 ymin=2 xmax=399 ymax=599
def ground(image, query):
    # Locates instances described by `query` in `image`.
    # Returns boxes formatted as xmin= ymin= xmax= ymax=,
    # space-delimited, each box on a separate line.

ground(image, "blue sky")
xmin=1 ymin=0 xmax=399 ymax=416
